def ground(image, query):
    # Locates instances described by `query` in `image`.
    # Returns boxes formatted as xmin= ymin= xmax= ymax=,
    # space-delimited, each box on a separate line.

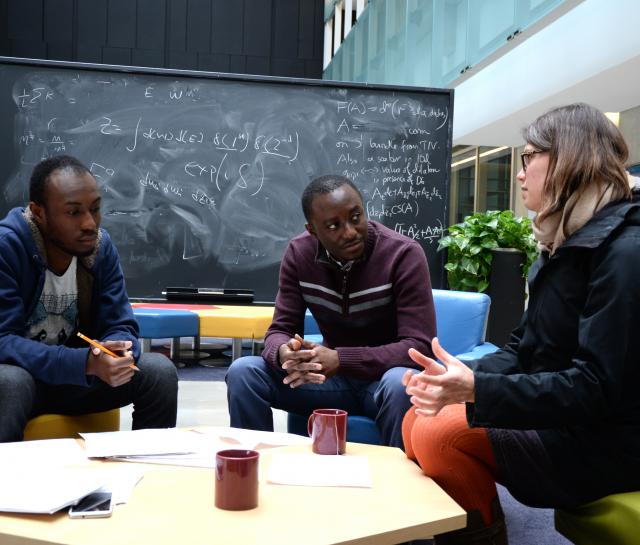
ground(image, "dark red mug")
xmin=215 ymin=449 xmax=259 ymax=510
xmin=307 ymin=408 xmax=347 ymax=455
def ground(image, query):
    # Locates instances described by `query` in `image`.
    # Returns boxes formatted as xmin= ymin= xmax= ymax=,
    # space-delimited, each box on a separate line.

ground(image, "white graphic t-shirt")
xmin=27 ymin=257 xmax=79 ymax=345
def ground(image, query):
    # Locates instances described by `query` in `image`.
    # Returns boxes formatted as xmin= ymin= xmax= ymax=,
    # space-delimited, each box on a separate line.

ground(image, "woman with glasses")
xmin=402 ymin=103 xmax=640 ymax=545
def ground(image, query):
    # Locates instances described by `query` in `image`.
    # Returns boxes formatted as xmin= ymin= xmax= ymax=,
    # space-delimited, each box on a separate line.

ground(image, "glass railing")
xmin=325 ymin=0 xmax=339 ymax=21
xmin=324 ymin=0 xmax=567 ymax=88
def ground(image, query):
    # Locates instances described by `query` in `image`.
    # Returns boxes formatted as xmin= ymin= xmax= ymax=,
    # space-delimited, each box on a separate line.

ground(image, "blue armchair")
xmin=287 ymin=289 xmax=500 ymax=444
xmin=431 ymin=288 xmax=498 ymax=361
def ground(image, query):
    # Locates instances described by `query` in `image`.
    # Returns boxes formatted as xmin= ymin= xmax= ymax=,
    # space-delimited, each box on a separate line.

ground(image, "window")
xmin=450 ymin=146 xmax=514 ymax=224
xmin=450 ymin=147 xmax=476 ymax=224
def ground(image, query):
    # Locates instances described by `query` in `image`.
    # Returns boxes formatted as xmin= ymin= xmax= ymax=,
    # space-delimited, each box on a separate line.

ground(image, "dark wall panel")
xmin=246 ymin=55 xmax=270 ymax=76
xmin=7 ymin=0 xmax=42 ymax=40
xmin=103 ymin=46 xmax=131 ymax=66
xmin=243 ymin=0 xmax=271 ymax=56
xmin=305 ymin=59 xmax=323 ymax=78
xmin=44 ymin=0 xmax=74 ymax=44
xmin=298 ymin=0 xmax=316 ymax=59
xmin=273 ymin=0 xmax=298 ymax=57
xmin=107 ymin=0 xmax=136 ymax=48
xmin=75 ymin=43 xmax=102 ymax=63
xmin=132 ymin=47 xmax=164 ymax=68
xmin=0 ymin=0 xmax=8 ymax=52
xmin=167 ymin=49 xmax=198 ymax=70
xmin=47 ymin=41 xmax=74 ymax=61
xmin=167 ymin=0 xmax=187 ymax=52
xmin=10 ymin=39 xmax=46 ymax=58
xmin=186 ymin=0 xmax=211 ymax=53
xmin=272 ymin=57 xmax=305 ymax=78
xmin=1 ymin=0 xmax=323 ymax=78
xmin=77 ymin=0 xmax=107 ymax=46
xmin=137 ymin=0 xmax=166 ymax=50
xmin=211 ymin=0 xmax=242 ymax=54
xmin=229 ymin=54 xmax=246 ymax=74
xmin=313 ymin=0 xmax=324 ymax=60
xmin=198 ymin=52 xmax=229 ymax=72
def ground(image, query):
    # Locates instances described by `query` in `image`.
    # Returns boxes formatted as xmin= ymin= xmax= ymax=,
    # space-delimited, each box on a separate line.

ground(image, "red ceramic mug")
xmin=215 ymin=449 xmax=259 ymax=510
xmin=307 ymin=408 xmax=347 ymax=455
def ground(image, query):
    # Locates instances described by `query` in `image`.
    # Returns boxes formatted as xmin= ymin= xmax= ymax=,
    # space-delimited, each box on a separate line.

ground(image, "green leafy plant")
xmin=438 ymin=210 xmax=539 ymax=293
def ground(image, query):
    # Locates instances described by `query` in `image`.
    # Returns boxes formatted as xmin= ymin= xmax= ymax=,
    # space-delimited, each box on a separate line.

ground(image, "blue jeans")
xmin=0 ymin=352 xmax=178 ymax=442
xmin=226 ymin=356 xmax=415 ymax=449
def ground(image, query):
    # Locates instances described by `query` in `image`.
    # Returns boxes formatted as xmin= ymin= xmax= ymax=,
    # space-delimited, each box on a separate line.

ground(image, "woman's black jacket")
xmin=467 ymin=189 xmax=640 ymax=503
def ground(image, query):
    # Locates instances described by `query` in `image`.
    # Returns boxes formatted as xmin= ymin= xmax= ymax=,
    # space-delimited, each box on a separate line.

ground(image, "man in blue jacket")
xmin=0 ymin=155 xmax=178 ymax=442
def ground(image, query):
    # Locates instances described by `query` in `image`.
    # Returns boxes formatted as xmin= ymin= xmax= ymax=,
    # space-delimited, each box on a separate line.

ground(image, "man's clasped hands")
xmin=280 ymin=334 xmax=476 ymax=418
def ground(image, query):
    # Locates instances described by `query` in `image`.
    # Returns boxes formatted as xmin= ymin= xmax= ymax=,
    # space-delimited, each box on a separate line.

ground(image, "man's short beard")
xmin=75 ymin=247 xmax=96 ymax=257
xmin=49 ymin=237 xmax=97 ymax=258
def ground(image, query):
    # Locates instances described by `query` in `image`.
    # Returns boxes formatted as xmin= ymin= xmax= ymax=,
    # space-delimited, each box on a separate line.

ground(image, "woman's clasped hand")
xmin=402 ymin=338 xmax=475 ymax=417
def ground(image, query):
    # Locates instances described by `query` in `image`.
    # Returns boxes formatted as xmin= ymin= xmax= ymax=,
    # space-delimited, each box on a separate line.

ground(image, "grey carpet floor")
xmin=498 ymin=485 xmax=573 ymax=545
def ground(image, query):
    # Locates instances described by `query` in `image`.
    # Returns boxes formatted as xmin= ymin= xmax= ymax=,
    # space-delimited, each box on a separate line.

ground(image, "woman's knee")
xmin=402 ymin=406 xmax=419 ymax=461
xmin=409 ymin=405 xmax=470 ymax=472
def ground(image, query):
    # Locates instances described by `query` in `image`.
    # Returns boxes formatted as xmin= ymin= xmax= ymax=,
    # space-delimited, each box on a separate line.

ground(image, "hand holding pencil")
xmin=78 ymin=332 xmax=140 ymax=387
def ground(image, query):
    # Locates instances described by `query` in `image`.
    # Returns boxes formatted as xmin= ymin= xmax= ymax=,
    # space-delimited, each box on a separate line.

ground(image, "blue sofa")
xmin=288 ymin=288 xmax=500 ymax=444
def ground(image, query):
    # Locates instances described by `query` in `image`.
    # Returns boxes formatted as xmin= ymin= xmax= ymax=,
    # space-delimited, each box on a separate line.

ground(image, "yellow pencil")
xmin=76 ymin=332 xmax=140 ymax=371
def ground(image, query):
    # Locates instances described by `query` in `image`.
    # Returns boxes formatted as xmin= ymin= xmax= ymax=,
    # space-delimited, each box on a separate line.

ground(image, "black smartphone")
xmin=68 ymin=492 xmax=113 ymax=519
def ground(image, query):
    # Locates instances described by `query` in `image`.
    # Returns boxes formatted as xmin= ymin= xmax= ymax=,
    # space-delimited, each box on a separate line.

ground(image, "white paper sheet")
xmin=79 ymin=428 xmax=312 ymax=468
xmin=0 ymin=438 xmax=145 ymax=513
xmin=0 ymin=438 xmax=89 ymax=467
xmin=109 ymin=434 xmax=231 ymax=468
xmin=94 ymin=466 xmax=145 ymax=504
xmin=81 ymin=428 xmax=201 ymax=458
xmin=106 ymin=427 xmax=313 ymax=468
xmin=266 ymin=453 xmax=373 ymax=488
xmin=195 ymin=426 xmax=313 ymax=450
xmin=0 ymin=468 xmax=107 ymax=514
xmin=111 ymin=452 xmax=217 ymax=468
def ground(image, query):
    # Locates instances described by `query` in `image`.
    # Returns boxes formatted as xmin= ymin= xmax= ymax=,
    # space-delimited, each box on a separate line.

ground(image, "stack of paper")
xmin=94 ymin=466 xmax=145 ymax=505
xmin=0 ymin=468 xmax=106 ymax=514
xmin=0 ymin=438 xmax=89 ymax=467
xmin=0 ymin=439 xmax=145 ymax=514
xmin=81 ymin=429 xmax=201 ymax=458
xmin=81 ymin=427 xmax=312 ymax=468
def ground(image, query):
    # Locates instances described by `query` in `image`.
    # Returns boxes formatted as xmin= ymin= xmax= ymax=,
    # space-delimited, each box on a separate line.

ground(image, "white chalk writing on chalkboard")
xmin=0 ymin=59 xmax=453 ymax=300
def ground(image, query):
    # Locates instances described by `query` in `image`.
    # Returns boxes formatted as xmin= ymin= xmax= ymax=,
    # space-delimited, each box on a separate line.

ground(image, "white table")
xmin=0 ymin=441 xmax=466 ymax=545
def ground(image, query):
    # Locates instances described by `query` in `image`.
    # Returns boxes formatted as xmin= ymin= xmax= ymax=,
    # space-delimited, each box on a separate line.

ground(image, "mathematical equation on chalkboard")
xmin=0 ymin=60 xmax=452 ymax=299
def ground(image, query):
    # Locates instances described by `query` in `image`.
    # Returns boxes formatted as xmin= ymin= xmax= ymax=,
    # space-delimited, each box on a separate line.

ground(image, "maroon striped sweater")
xmin=262 ymin=220 xmax=435 ymax=380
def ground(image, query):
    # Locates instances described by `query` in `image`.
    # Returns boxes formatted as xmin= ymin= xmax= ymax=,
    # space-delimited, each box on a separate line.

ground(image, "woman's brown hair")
xmin=523 ymin=103 xmax=631 ymax=226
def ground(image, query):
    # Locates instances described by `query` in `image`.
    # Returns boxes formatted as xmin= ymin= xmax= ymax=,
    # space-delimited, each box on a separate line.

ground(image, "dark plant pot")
xmin=486 ymin=248 xmax=526 ymax=347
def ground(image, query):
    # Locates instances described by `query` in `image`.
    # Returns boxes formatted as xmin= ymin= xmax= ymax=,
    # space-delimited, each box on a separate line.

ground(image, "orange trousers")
xmin=402 ymin=403 xmax=499 ymax=526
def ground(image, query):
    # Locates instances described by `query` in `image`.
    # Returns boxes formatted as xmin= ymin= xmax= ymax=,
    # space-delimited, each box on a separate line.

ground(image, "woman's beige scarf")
xmin=532 ymin=174 xmax=637 ymax=254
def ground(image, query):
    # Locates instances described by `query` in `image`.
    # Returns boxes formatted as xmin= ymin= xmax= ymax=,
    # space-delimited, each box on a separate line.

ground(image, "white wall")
xmin=453 ymin=0 xmax=640 ymax=146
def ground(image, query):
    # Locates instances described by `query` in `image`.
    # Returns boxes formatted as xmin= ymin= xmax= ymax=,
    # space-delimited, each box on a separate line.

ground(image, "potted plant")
xmin=438 ymin=210 xmax=539 ymax=345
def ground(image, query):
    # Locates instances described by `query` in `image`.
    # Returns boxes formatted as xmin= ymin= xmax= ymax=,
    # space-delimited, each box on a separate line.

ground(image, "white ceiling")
xmin=452 ymin=0 xmax=640 ymax=147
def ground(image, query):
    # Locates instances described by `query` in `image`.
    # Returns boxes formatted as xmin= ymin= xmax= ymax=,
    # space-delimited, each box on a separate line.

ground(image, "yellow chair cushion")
xmin=23 ymin=409 xmax=120 ymax=441
xmin=555 ymin=491 xmax=640 ymax=545
xmin=195 ymin=306 xmax=274 ymax=338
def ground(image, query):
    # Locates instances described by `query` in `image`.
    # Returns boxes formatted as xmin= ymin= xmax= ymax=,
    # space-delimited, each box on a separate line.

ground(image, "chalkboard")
xmin=0 ymin=57 xmax=453 ymax=303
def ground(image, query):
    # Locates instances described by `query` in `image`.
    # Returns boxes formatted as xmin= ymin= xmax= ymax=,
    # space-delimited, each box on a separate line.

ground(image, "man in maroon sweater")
xmin=226 ymin=175 xmax=435 ymax=448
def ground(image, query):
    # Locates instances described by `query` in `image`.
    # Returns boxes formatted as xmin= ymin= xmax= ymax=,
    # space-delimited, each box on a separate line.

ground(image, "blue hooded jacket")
xmin=0 ymin=207 xmax=140 ymax=386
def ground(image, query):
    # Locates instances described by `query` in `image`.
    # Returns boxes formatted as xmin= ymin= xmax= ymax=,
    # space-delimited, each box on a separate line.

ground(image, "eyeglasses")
xmin=520 ymin=150 xmax=545 ymax=172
